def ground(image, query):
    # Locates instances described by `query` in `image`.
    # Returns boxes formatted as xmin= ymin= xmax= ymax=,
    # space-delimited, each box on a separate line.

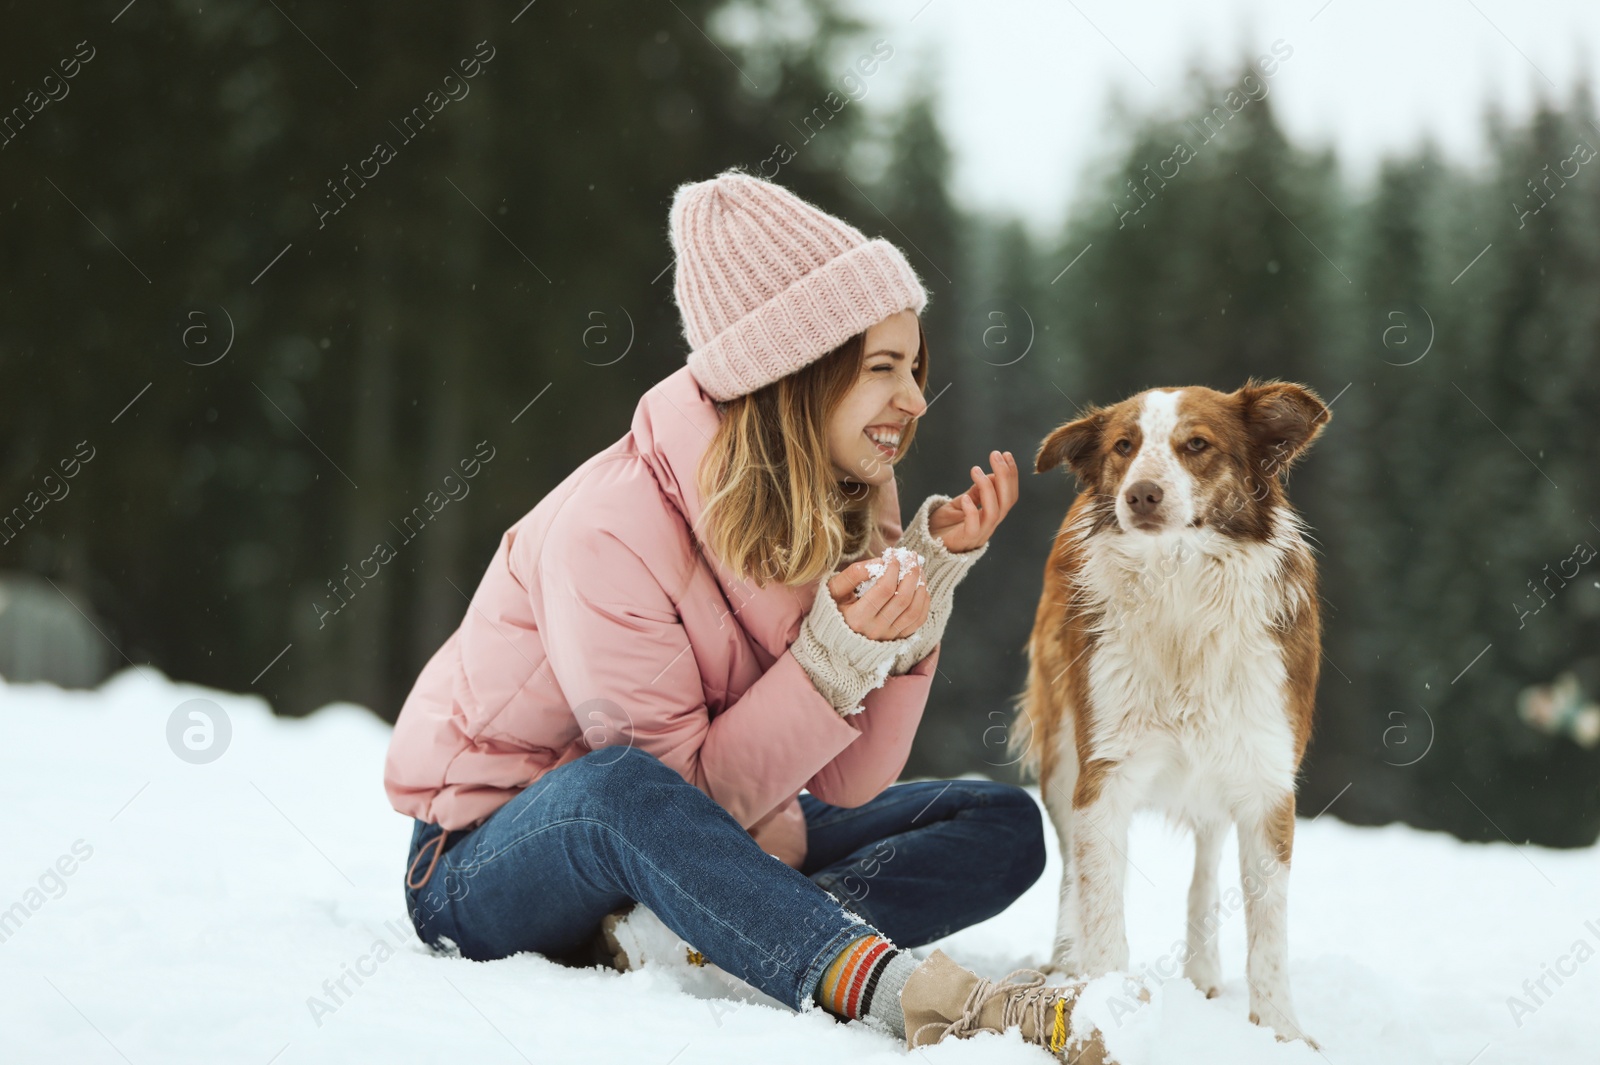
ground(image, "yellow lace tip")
xmin=686 ymin=949 xmax=707 ymax=967
xmin=1049 ymin=994 xmax=1067 ymax=1053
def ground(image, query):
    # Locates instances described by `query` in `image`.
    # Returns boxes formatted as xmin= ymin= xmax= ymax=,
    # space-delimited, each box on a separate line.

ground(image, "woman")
xmin=383 ymin=170 xmax=1107 ymax=1059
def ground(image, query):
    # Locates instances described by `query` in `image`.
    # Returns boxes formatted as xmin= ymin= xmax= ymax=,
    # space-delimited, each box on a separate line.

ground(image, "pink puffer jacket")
xmin=382 ymin=364 xmax=939 ymax=869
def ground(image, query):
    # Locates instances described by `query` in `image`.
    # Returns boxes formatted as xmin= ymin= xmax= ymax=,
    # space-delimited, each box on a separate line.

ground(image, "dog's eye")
xmin=1187 ymin=437 xmax=1209 ymax=452
xmin=1114 ymin=439 xmax=1132 ymax=456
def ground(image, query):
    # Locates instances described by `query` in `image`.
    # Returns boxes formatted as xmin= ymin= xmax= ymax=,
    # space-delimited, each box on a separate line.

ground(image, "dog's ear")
xmin=1036 ymin=409 xmax=1108 ymax=485
xmin=1236 ymin=379 xmax=1331 ymax=480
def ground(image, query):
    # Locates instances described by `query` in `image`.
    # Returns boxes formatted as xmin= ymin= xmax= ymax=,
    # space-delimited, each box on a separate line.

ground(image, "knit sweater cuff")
xmin=887 ymin=494 xmax=988 ymax=675
xmin=791 ymin=578 xmax=918 ymax=717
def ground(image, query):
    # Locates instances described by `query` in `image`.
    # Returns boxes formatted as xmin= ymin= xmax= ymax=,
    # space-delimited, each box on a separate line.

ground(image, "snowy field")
xmin=2 ymin=668 xmax=1596 ymax=1065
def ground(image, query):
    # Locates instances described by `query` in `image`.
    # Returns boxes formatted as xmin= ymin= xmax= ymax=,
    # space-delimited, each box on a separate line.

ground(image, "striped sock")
xmin=812 ymin=933 xmax=921 ymax=1038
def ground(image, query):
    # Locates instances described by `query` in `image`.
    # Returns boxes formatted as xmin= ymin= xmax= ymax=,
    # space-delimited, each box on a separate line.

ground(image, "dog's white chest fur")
xmin=1071 ymin=515 xmax=1307 ymax=822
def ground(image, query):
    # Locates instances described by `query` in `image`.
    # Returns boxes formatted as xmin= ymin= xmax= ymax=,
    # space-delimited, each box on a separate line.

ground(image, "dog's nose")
xmin=1125 ymin=480 xmax=1164 ymax=516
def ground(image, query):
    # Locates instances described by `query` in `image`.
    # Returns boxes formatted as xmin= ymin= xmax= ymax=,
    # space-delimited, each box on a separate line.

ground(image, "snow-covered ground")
xmin=1 ymin=668 xmax=1595 ymax=1064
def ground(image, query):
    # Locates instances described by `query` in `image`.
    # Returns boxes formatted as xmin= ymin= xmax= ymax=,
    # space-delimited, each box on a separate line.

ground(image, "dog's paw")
xmin=1249 ymin=1012 xmax=1320 ymax=1050
xmin=1182 ymin=957 xmax=1221 ymax=999
xmin=1280 ymin=1029 xmax=1322 ymax=1051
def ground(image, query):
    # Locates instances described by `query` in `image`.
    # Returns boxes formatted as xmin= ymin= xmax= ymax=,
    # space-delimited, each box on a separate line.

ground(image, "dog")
xmin=1012 ymin=378 xmax=1330 ymax=1047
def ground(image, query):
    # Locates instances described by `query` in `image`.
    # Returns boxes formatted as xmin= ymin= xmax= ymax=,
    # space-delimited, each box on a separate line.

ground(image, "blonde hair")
xmin=696 ymin=324 xmax=930 ymax=588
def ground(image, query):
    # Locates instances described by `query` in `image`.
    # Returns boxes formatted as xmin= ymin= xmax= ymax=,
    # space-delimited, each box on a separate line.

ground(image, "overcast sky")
xmin=843 ymin=0 xmax=1600 ymax=239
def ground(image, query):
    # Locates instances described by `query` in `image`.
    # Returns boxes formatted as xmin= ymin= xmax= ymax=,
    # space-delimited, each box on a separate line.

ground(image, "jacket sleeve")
xmin=795 ymin=476 xmax=942 ymax=806
xmin=804 ymin=641 xmax=940 ymax=807
xmin=536 ymin=526 xmax=866 ymax=831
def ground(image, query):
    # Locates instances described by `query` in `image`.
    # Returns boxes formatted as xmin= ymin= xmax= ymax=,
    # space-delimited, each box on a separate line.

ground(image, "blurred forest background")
xmin=2 ymin=0 xmax=1597 ymax=846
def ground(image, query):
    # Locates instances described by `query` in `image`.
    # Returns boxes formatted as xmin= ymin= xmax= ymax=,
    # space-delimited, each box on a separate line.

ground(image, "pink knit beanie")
xmin=669 ymin=169 xmax=928 ymax=402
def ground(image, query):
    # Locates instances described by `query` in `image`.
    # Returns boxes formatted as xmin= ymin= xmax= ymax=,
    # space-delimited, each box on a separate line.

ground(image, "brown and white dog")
xmin=1013 ymin=379 xmax=1331 ymax=1047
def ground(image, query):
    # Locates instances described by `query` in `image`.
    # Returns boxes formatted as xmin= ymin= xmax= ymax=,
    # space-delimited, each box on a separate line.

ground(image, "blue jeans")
xmin=401 ymin=746 xmax=1045 ymax=1011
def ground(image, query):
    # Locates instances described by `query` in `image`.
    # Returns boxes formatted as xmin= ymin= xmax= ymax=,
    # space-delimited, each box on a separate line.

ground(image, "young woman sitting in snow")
xmin=383 ymin=169 xmax=1109 ymax=1059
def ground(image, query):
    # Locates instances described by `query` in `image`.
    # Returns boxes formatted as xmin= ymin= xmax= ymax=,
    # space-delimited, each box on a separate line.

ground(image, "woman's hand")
xmin=927 ymin=450 xmax=1019 ymax=553
xmin=826 ymin=556 xmax=930 ymax=641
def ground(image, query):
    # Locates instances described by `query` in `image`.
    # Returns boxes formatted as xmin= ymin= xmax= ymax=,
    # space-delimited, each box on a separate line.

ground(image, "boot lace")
xmin=913 ymin=966 xmax=1079 ymax=1054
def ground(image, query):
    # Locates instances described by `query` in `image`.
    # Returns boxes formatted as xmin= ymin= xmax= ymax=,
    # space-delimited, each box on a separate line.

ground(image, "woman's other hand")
xmin=927 ymin=450 xmax=1018 ymax=553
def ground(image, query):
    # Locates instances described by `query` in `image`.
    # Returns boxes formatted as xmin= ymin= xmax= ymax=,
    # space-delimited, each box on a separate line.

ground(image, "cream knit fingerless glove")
xmin=791 ymin=494 xmax=989 ymax=716
xmin=886 ymin=493 xmax=988 ymax=675
xmin=790 ymin=572 xmax=918 ymax=717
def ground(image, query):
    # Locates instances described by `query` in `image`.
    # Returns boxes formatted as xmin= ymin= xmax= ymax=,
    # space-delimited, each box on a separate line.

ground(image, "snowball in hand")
xmin=853 ymin=546 xmax=927 ymax=599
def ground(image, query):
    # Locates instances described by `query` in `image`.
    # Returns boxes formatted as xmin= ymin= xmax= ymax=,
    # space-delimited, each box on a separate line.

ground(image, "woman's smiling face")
xmin=827 ymin=309 xmax=926 ymax=488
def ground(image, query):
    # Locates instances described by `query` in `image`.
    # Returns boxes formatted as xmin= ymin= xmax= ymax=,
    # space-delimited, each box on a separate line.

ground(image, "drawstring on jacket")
xmin=406 ymin=828 xmax=450 ymax=890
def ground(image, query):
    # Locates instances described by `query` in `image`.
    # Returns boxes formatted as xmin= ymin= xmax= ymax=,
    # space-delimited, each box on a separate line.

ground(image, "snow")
xmin=855 ymin=545 xmax=928 ymax=599
xmin=2 ymin=667 xmax=1596 ymax=1064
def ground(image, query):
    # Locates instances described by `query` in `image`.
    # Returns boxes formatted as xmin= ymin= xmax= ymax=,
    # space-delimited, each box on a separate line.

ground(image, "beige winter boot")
xmin=900 ymin=949 xmax=1116 ymax=1063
